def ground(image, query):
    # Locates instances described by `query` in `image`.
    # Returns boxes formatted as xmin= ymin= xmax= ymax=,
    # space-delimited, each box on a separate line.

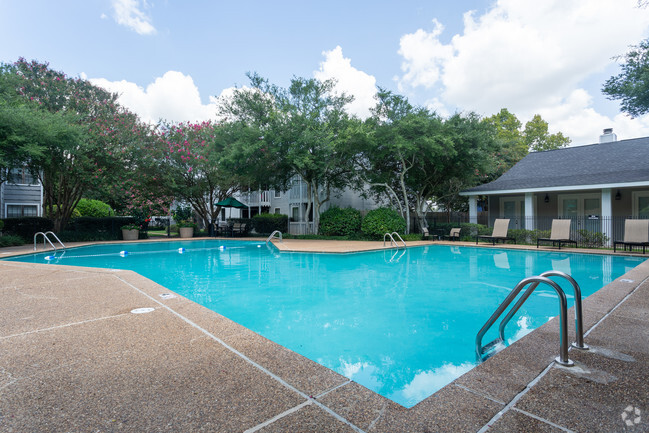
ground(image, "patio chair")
xmin=537 ymin=219 xmax=577 ymax=249
xmin=476 ymin=219 xmax=516 ymax=245
xmin=442 ymin=228 xmax=461 ymax=241
xmin=232 ymin=222 xmax=247 ymax=237
xmin=614 ymin=219 xmax=649 ymax=254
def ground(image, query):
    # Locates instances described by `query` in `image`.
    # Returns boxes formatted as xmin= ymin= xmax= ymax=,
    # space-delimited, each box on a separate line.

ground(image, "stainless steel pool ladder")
xmin=475 ymin=271 xmax=588 ymax=367
xmin=266 ymin=230 xmax=283 ymax=243
xmin=33 ymin=231 xmax=66 ymax=251
xmin=383 ymin=232 xmax=406 ymax=249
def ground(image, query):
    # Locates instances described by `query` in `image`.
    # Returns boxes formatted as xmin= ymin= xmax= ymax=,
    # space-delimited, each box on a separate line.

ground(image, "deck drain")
xmin=130 ymin=307 xmax=155 ymax=314
xmin=159 ymin=293 xmax=177 ymax=300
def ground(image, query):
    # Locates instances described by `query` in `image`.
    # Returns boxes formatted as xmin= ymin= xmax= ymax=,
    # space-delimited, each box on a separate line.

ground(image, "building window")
xmin=7 ymin=204 xmax=38 ymax=218
xmin=274 ymin=207 xmax=281 ymax=214
xmin=274 ymin=190 xmax=281 ymax=198
xmin=291 ymin=206 xmax=300 ymax=221
xmin=632 ymin=191 xmax=649 ymax=218
xmin=8 ymin=167 xmax=38 ymax=185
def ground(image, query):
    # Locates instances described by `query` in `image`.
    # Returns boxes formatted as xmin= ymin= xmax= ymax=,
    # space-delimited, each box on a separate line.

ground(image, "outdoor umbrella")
xmin=213 ymin=197 xmax=248 ymax=236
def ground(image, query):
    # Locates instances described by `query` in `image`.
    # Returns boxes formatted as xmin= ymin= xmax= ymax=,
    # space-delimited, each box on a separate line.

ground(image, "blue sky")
xmin=2 ymin=0 xmax=649 ymax=145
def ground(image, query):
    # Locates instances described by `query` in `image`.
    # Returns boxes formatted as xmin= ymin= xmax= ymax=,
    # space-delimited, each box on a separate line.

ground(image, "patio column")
xmin=524 ymin=192 xmax=534 ymax=230
xmin=468 ymin=196 xmax=478 ymax=224
xmin=601 ymin=188 xmax=613 ymax=247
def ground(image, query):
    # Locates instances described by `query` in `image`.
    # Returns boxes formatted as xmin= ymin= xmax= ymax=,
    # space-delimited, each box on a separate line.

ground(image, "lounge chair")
xmin=614 ymin=219 xmax=649 ymax=254
xmin=537 ymin=219 xmax=577 ymax=249
xmin=476 ymin=219 xmax=516 ymax=245
xmin=443 ymin=228 xmax=461 ymax=241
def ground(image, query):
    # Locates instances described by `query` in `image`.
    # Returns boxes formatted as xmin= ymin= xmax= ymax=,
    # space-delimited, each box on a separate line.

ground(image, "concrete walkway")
xmin=0 ymin=239 xmax=648 ymax=432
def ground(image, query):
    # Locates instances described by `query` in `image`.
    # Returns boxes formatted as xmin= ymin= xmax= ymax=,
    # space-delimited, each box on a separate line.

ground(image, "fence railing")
xmin=426 ymin=215 xmax=648 ymax=248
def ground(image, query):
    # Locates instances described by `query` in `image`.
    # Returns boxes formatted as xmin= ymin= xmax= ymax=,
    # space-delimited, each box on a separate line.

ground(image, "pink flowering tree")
xmin=162 ymin=121 xmax=254 ymax=227
xmin=1 ymin=58 xmax=157 ymax=232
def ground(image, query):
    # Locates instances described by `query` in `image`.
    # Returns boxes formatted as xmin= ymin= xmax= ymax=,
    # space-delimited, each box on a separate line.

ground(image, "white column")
xmin=468 ymin=196 xmax=478 ymax=224
xmin=601 ymin=188 xmax=612 ymax=247
xmin=525 ymin=192 xmax=534 ymax=230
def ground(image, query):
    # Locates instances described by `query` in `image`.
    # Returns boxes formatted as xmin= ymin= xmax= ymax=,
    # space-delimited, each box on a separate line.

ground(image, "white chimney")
xmin=599 ymin=128 xmax=617 ymax=143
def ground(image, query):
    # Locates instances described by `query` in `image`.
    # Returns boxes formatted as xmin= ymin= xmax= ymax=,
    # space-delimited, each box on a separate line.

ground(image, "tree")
xmin=481 ymin=108 xmax=527 ymax=180
xmin=1 ymin=58 xmax=153 ymax=231
xmin=222 ymin=73 xmax=355 ymax=234
xmin=523 ymin=114 xmax=571 ymax=152
xmin=163 ymin=121 xmax=254 ymax=227
xmin=602 ymin=39 xmax=649 ymax=118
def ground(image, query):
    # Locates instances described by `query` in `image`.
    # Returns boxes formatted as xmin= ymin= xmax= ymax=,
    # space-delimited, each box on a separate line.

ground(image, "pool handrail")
xmin=383 ymin=232 xmax=406 ymax=249
xmin=34 ymin=231 xmax=66 ymax=251
xmin=498 ymin=270 xmax=588 ymax=350
xmin=476 ymin=275 xmax=574 ymax=367
xmin=266 ymin=230 xmax=283 ymax=243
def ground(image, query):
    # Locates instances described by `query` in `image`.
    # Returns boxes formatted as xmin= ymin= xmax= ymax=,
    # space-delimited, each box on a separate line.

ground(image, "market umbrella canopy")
xmin=215 ymin=197 xmax=248 ymax=208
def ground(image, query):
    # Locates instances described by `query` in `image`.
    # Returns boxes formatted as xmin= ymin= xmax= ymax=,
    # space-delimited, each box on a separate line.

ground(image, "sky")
xmin=2 ymin=0 xmax=649 ymax=145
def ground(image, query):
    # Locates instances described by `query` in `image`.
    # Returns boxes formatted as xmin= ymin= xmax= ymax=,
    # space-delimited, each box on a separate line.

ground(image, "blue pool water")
xmin=5 ymin=240 xmax=644 ymax=407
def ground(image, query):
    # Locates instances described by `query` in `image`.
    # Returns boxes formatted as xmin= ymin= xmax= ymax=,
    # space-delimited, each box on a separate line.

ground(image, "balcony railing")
xmin=241 ymin=190 xmax=271 ymax=206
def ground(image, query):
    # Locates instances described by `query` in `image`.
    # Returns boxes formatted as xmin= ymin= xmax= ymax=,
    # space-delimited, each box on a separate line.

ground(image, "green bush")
xmin=60 ymin=217 xmax=136 ymax=241
xmin=0 ymin=219 xmax=3 ymax=231
xmin=361 ymin=208 xmax=406 ymax=239
xmin=1 ymin=217 xmax=54 ymax=241
xmin=577 ymin=229 xmax=608 ymax=248
xmin=75 ymin=199 xmax=113 ymax=217
xmin=0 ymin=234 xmax=24 ymax=247
xmin=173 ymin=205 xmax=193 ymax=222
xmin=252 ymin=214 xmax=288 ymax=234
xmin=319 ymin=207 xmax=362 ymax=237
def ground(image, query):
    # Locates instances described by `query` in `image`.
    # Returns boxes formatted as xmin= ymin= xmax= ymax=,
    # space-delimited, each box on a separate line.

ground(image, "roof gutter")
xmin=459 ymin=180 xmax=649 ymax=196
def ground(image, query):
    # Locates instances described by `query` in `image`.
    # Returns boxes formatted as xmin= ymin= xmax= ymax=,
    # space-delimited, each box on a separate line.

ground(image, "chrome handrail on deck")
xmin=34 ymin=231 xmax=66 ymax=251
xmin=383 ymin=232 xmax=406 ymax=249
xmin=476 ymin=275 xmax=576 ymax=367
xmin=266 ymin=230 xmax=283 ymax=243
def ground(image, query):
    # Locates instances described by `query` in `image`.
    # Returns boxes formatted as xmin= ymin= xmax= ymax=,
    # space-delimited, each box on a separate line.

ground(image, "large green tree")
xmin=222 ymin=73 xmax=355 ymax=234
xmin=602 ymin=39 xmax=649 ymax=118
xmin=0 ymin=58 xmax=153 ymax=231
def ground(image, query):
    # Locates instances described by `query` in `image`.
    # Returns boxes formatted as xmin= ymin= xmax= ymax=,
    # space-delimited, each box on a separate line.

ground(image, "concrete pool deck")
xmin=0 ymin=238 xmax=648 ymax=432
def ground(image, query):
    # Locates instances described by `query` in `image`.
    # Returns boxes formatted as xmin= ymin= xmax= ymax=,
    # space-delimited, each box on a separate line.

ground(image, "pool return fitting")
xmin=476 ymin=270 xmax=588 ymax=367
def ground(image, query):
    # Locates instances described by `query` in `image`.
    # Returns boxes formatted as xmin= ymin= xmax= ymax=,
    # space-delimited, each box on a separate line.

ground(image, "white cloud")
xmin=397 ymin=0 xmax=649 ymax=143
xmin=400 ymin=362 xmax=475 ymax=402
xmin=90 ymin=71 xmax=219 ymax=124
xmin=111 ymin=0 xmax=156 ymax=35
xmin=314 ymin=46 xmax=378 ymax=119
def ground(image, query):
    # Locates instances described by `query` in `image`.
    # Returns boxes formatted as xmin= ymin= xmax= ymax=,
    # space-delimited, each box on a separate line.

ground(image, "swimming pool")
xmin=6 ymin=240 xmax=644 ymax=407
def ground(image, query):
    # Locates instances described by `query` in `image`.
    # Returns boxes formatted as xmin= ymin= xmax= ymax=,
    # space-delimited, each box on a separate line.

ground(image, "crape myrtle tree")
xmin=0 ymin=58 xmax=152 ymax=231
xmin=355 ymin=90 xmax=499 ymax=233
xmin=221 ymin=73 xmax=356 ymax=234
xmin=162 ymin=120 xmax=260 ymax=228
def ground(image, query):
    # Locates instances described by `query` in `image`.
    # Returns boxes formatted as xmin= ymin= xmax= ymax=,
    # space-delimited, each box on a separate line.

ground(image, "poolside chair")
xmin=614 ymin=219 xmax=649 ymax=254
xmin=537 ymin=219 xmax=577 ymax=249
xmin=443 ymin=228 xmax=461 ymax=241
xmin=476 ymin=219 xmax=516 ymax=245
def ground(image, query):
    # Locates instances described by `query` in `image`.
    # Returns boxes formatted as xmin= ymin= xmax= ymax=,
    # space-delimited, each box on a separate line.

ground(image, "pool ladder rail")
xmin=34 ymin=231 xmax=66 ymax=251
xmin=476 ymin=270 xmax=588 ymax=367
xmin=383 ymin=232 xmax=406 ymax=249
xmin=266 ymin=230 xmax=283 ymax=244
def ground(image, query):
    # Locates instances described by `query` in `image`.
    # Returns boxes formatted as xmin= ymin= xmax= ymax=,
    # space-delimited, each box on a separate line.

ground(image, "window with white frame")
xmin=274 ymin=190 xmax=281 ymax=198
xmin=632 ymin=191 xmax=649 ymax=218
xmin=7 ymin=204 xmax=38 ymax=218
xmin=8 ymin=167 xmax=38 ymax=185
xmin=274 ymin=207 xmax=281 ymax=214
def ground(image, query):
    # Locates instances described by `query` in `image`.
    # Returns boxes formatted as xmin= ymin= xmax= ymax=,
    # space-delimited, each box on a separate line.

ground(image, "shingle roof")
xmin=463 ymin=136 xmax=649 ymax=194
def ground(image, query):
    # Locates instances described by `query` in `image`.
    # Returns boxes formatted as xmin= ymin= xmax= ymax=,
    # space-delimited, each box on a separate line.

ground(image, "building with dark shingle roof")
xmin=460 ymin=131 xmax=649 ymax=244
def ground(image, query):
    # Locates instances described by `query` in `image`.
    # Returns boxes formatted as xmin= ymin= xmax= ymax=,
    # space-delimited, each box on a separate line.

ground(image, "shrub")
xmin=1 ymin=217 xmax=54 ymax=241
xmin=0 ymin=234 xmax=24 ymax=247
xmin=361 ymin=208 xmax=406 ymax=239
xmin=75 ymin=199 xmax=113 ymax=217
xmin=0 ymin=219 xmax=3 ymax=231
xmin=252 ymin=214 xmax=288 ymax=234
xmin=319 ymin=207 xmax=362 ymax=237
xmin=173 ymin=205 xmax=193 ymax=222
xmin=60 ymin=217 xmax=136 ymax=241
xmin=577 ymin=229 xmax=608 ymax=248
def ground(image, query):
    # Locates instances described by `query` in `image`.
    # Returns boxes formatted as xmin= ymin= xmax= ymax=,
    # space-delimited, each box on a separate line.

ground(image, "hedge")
xmin=59 ymin=216 xmax=137 ymax=241
xmin=1 ymin=217 xmax=54 ymax=241
xmin=319 ymin=207 xmax=362 ymax=237
xmin=361 ymin=208 xmax=406 ymax=239
xmin=252 ymin=214 xmax=288 ymax=235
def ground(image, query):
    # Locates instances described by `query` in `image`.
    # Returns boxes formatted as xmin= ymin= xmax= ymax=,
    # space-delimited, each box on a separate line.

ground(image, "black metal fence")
xmin=424 ymin=214 xmax=648 ymax=249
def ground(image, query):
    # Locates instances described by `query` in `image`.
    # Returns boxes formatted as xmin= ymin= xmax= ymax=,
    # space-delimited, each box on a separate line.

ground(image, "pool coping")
xmin=2 ymin=239 xmax=649 ymax=432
